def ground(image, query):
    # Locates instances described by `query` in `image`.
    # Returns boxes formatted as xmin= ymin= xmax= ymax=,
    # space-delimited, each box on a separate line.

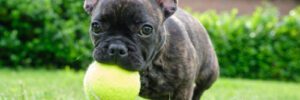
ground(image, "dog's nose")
xmin=107 ymin=43 xmax=128 ymax=58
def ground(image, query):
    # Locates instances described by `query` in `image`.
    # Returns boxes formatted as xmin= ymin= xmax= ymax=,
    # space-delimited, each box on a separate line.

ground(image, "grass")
xmin=203 ymin=78 xmax=300 ymax=100
xmin=0 ymin=69 xmax=300 ymax=100
xmin=0 ymin=69 xmax=85 ymax=100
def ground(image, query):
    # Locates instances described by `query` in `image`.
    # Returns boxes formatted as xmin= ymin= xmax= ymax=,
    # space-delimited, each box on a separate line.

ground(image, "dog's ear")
xmin=84 ymin=0 xmax=99 ymax=15
xmin=155 ymin=0 xmax=177 ymax=18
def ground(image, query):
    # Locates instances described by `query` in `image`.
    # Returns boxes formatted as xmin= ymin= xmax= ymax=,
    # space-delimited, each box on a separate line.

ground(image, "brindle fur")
xmin=84 ymin=0 xmax=219 ymax=100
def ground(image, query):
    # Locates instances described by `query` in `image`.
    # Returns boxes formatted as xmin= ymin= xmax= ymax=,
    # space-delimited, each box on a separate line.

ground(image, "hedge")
xmin=0 ymin=0 xmax=299 ymax=81
xmin=0 ymin=0 xmax=92 ymax=69
xmin=194 ymin=6 xmax=300 ymax=81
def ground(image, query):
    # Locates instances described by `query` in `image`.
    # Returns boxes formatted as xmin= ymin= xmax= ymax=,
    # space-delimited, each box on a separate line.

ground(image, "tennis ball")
xmin=83 ymin=62 xmax=141 ymax=100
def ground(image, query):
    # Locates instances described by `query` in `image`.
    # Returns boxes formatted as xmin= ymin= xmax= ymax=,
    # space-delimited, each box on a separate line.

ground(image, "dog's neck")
xmin=142 ymin=24 xmax=168 ymax=70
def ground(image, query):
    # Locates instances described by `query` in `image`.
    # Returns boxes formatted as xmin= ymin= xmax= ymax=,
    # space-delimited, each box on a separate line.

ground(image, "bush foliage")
xmin=195 ymin=6 xmax=300 ymax=81
xmin=0 ymin=0 xmax=299 ymax=81
xmin=0 ymin=0 xmax=92 ymax=69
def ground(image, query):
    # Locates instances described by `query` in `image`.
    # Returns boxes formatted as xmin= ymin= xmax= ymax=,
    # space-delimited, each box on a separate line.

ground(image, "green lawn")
xmin=0 ymin=69 xmax=299 ymax=100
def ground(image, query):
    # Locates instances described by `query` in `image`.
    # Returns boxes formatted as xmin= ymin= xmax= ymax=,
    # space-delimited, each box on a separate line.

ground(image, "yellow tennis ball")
xmin=83 ymin=62 xmax=141 ymax=100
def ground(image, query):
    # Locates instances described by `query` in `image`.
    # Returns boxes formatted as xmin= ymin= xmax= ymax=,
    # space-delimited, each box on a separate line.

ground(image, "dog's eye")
xmin=139 ymin=25 xmax=153 ymax=37
xmin=91 ymin=22 xmax=102 ymax=33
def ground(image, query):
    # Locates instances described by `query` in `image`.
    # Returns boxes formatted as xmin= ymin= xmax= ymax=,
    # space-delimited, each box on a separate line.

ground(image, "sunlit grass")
xmin=203 ymin=78 xmax=300 ymax=100
xmin=0 ymin=69 xmax=299 ymax=100
xmin=0 ymin=69 xmax=85 ymax=100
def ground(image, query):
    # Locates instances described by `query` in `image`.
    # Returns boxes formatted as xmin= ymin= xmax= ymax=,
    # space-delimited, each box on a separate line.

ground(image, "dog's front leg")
xmin=172 ymin=83 xmax=195 ymax=100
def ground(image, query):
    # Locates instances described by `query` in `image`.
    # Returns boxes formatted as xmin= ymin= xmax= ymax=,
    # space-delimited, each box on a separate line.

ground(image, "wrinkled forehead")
xmin=93 ymin=0 xmax=146 ymax=17
xmin=102 ymin=0 xmax=144 ymax=7
xmin=100 ymin=0 xmax=144 ymax=11
xmin=92 ymin=0 xmax=161 ymax=23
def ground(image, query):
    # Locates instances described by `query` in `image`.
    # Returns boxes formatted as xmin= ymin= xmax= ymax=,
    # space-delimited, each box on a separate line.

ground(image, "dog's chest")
xmin=139 ymin=63 xmax=185 ymax=98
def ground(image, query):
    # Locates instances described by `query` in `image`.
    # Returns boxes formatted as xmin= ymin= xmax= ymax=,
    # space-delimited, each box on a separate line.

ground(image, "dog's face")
xmin=84 ymin=0 xmax=177 ymax=71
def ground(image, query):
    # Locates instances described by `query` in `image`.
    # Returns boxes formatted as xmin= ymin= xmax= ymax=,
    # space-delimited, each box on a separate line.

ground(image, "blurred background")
xmin=180 ymin=0 xmax=300 ymax=15
xmin=0 ymin=0 xmax=300 ymax=99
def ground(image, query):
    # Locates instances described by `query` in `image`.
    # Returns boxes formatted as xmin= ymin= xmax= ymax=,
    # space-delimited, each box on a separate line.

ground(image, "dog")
xmin=83 ymin=0 xmax=219 ymax=99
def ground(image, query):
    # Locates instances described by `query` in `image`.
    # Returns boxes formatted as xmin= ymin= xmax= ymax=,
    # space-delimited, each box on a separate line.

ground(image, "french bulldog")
xmin=83 ymin=0 xmax=219 ymax=99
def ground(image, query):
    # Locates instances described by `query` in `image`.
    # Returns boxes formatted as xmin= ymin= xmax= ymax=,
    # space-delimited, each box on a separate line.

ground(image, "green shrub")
xmin=0 ymin=0 xmax=92 ymax=69
xmin=195 ymin=6 xmax=300 ymax=81
xmin=0 ymin=0 xmax=299 ymax=81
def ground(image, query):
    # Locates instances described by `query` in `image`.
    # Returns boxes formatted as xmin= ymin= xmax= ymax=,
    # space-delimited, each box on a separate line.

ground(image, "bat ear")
xmin=155 ymin=0 xmax=178 ymax=18
xmin=83 ymin=0 xmax=99 ymax=15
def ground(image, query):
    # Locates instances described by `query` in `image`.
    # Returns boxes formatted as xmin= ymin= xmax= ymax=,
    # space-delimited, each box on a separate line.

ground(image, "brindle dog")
xmin=83 ymin=0 xmax=219 ymax=99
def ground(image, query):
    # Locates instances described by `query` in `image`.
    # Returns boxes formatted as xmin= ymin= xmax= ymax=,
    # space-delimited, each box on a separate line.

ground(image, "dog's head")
xmin=84 ymin=0 xmax=177 ymax=71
